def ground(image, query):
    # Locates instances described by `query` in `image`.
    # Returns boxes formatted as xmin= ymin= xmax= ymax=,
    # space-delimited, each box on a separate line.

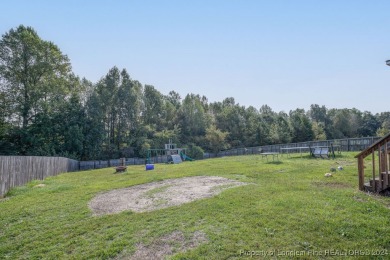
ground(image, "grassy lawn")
xmin=1 ymin=153 xmax=389 ymax=259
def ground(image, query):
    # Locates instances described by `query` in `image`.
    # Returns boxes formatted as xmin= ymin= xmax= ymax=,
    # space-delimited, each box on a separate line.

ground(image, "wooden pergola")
xmin=355 ymin=133 xmax=390 ymax=193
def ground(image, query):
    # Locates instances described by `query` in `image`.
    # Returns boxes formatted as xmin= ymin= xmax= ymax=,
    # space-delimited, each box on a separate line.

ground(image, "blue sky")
xmin=1 ymin=1 xmax=390 ymax=113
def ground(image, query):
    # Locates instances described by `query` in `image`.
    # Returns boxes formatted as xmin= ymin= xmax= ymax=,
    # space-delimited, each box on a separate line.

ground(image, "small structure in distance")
xmin=146 ymin=139 xmax=194 ymax=164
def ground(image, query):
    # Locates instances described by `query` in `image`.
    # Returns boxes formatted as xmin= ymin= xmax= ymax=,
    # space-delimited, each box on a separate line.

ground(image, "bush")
xmin=186 ymin=144 xmax=204 ymax=159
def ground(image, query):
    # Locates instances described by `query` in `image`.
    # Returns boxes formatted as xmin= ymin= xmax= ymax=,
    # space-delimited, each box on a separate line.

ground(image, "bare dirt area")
xmin=114 ymin=230 xmax=208 ymax=260
xmin=89 ymin=176 xmax=247 ymax=215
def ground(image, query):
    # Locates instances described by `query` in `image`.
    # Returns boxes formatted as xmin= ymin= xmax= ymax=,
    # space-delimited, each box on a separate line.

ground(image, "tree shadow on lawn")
xmin=265 ymin=161 xmax=283 ymax=165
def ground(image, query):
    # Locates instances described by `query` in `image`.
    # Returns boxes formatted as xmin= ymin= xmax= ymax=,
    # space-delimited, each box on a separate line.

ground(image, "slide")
xmin=180 ymin=152 xmax=194 ymax=161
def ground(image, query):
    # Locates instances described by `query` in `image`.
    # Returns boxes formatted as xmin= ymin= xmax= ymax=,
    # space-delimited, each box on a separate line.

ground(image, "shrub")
xmin=186 ymin=144 xmax=204 ymax=159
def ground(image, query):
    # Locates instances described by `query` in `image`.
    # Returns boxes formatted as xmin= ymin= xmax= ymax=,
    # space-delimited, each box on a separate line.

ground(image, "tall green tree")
xmin=205 ymin=125 xmax=229 ymax=154
xmin=328 ymin=108 xmax=362 ymax=138
xmin=143 ymin=85 xmax=164 ymax=129
xmin=178 ymin=94 xmax=209 ymax=144
xmin=308 ymin=104 xmax=328 ymax=124
xmin=376 ymin=112 xmax=390 ymax=137
xmin=243 ymin=106 xmax=266 ymax=146
xmin=258 ymin=104 xmax=276 ymax=144
xmin=116 ymin=70 xmax=142 ymax=153
xmin=312 ymin=122 xmax=327 ymax=140
xmin=166 ymin=90 xmax=181 ymax=109
xmin=259 ymin=104 xmax=276 ymax=125
xmin=269 ymin=113 xmax=291 ymax=144
xmin=57 ymin=94 xmax=85 ymax=159
xmin=84 ymin=92 xmax=105 ymax=159
xmin=0 ymin=25 xmax=71 ymax=129
xmin=213 ymin=98 xmax=247 ymax=147
xmin=289 ymin=108 xmax=313 ymax=142
xmin=0 ymin=92 xmax=9 ymax=148
xmin=0 ymin=26 xmax=82 ymax=155
xmin=21 ymin=75 xmax=87 ymax=158
xmin=308 ymin=104 xmax=332 ymax=139
xmin=94 ymin=67 xmax=122 ymax=158
xmin=358 ymin=111 xmax=380 ymax=137
xmin=376 ymin=121 xmax=390 ymax=137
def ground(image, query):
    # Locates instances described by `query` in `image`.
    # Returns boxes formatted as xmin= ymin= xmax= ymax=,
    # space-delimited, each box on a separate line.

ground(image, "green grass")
xmin=1 ymin=153 xmax=390 ymax=259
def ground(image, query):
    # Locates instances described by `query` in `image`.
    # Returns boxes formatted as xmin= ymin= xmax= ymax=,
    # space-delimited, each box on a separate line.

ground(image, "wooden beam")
xmin=378 ymin=147 xmax=383 ymax=191
xmin=384 ymin=142 xmax=389 ymax=188
xmin=358 ymin=156 xmax=365 ymax=191
xmin=355 ymin=132 xmax=390 ymax=159
xmin=372 ymin=152 xmax=376 ymax=191
xmin=388 ymin=146 xmax=390 ymax=180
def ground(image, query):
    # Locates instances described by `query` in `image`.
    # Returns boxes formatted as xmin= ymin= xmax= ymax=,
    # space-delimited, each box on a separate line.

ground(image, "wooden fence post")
xmin=358 ymin=156 xmax=364 ymax=191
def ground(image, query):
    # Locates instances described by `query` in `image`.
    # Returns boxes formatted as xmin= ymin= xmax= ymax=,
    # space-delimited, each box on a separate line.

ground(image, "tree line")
xmin=1 ymin=25 xmax=389 ymax=160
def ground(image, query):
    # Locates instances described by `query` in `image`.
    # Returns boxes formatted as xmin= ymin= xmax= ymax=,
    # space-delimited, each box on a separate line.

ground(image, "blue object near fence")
xmin=145 ymin=164 xmax=155 ymax=171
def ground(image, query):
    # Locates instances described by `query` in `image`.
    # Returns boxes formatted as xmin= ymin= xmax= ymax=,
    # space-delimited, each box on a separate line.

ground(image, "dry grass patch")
xmin=114 ymin=230 xmax=207 ymax=260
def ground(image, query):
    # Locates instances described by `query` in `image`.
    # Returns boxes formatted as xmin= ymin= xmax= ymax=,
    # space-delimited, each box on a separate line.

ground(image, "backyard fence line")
xmin=0 ymin=136 xmax=382 ymax=197
xmin=0 ymin=156 xmax=79 ymax=198
xmin=79 ymin=158 xmax=147 ymax=170
xmin=79 ymin=156 xmax=174 ymax=171
xmin=79 ymin=136 xmax=382 ymax=170
xmin=206 ymin=136 xmax=381 ymax=158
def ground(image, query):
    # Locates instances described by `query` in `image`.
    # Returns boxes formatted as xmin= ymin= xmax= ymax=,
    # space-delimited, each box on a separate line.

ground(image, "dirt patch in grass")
xmin=89 ymin=176 xmax=247 ymax=215
xmin=115 ymin=230 xmax=207 ymax=260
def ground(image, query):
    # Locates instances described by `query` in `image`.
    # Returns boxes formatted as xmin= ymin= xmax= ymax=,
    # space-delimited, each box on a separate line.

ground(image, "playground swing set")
xmin=145 ymin=140 xmax=194 ymax=169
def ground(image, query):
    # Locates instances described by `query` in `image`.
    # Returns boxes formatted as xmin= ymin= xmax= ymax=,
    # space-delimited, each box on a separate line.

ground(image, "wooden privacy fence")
xmin=0 ymin=156 xmax=79 ymax=198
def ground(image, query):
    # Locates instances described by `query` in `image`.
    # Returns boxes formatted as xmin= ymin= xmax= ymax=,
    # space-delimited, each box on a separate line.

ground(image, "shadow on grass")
xmin=286 ymin=155 xmax=313 ymax=160
xmin=265 ymin=161 xmax=283 ymax=165
xmin=285 ymin=155 xmax=342 ymax=161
